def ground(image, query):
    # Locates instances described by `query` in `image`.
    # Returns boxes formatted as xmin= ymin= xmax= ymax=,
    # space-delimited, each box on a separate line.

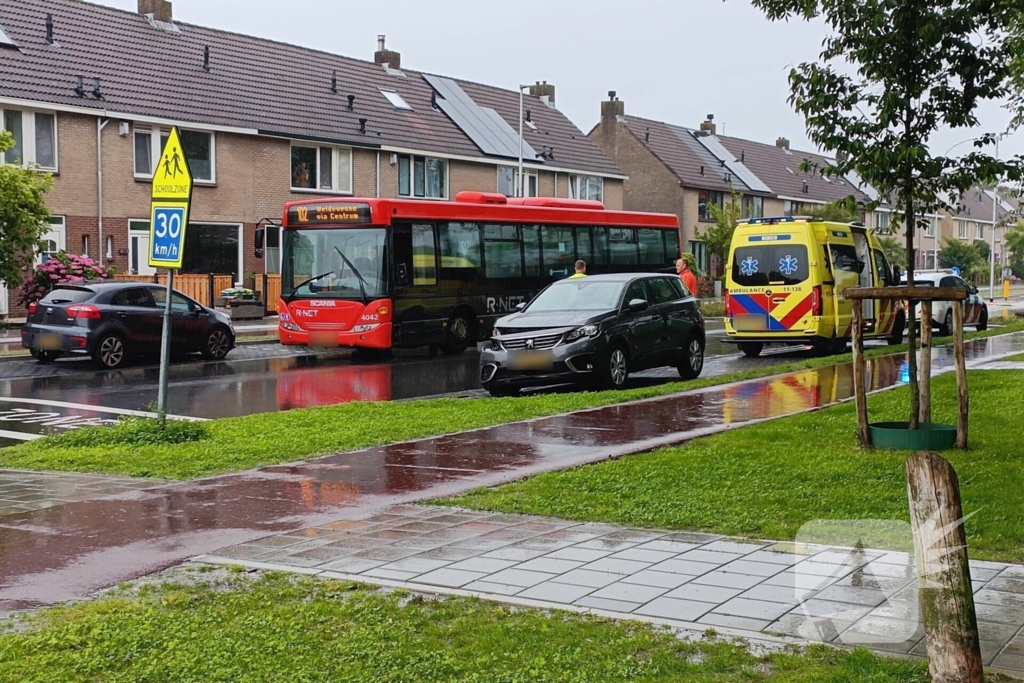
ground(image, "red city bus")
xmin=261 ymin=192 xmax=680 ymax=352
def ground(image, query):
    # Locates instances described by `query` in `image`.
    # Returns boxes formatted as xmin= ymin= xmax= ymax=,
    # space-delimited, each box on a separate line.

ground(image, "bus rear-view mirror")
xmin=396 ymin=263 xmax=409 ymax=286
xmin=254 ymin=228 xmax=265 ymax=259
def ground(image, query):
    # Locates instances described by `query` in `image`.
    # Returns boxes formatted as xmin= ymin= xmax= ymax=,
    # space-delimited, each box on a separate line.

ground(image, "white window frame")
xmin=570 ymin=174 xmax=604 ymax=202
xmin=924 ymin=216 xmax=936 ymax=238
xmin=289 ymin=142 xmax=353 ymax=195
xmin=497 ymin=166 xmax=538 ymax=197
xmin=37 ymin=216 xmax=66 ymax=265
xmin=2 ymin=108 xmax=58 ymax=172
xmin=398 ymin=154 xmax=449 ymax=200
xmin=379 ymin=88 xmax=413 ymax=111
xmin=958 ymin=220 xmax=968 ymax=239
xmin=876 ymin=211 xmax=891 ymax=233
xmin=975 ymin=221 xmax=985 ymax=240
xmin=128 ymin=220 xmax=155 ymax=276
xmin=133 ymin=125 xmax=216 ymax=183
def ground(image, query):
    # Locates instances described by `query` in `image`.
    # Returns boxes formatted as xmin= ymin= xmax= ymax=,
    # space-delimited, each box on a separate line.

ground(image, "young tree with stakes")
xmin=749 ymin=0 xmax=1024 ymax=430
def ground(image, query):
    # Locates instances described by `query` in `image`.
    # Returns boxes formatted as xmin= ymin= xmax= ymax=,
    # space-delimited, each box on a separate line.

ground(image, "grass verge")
xmin=3 ymin=322 xmax=1022 ymax=481
xmin=441 ymin=370 xmax=1024 ymax=563
xmin=0 ymin=571 xmax=943 ymax=683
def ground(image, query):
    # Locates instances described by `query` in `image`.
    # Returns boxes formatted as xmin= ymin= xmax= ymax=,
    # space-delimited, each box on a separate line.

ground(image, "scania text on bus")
xmin=259 ymin=192 xmax=681 ymax=353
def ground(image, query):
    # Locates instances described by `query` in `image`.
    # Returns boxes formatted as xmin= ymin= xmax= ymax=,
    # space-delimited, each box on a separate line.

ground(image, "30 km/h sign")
xmin=148 ymin=127 xmax=193 ymax=269
xmin=148 ymin=127 xmax=194 ymax=420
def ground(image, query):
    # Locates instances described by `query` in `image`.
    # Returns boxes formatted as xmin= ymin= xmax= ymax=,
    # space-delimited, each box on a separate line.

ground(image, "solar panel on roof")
xmin=424 ymin=74 xmax=539 ymax=161
xmin=693 ymin=135 xmax=773 ymax=194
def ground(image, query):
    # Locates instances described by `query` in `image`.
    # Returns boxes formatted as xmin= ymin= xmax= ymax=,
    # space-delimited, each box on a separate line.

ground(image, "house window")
xmin=876 ymin=212 xmax=891 ymax=233
xmin=958 ymin=220 xmax=968 ymax=239
xmin=2 ymin=109 xmax=57 ymax=170
xmin=398 ymin=155 xmax=448 ymax=199
xmin=379 ymin=89 xmax=413 ymax=111
xmin=290 ymin=143 xmax=353 ymax=193
xmin=698 ymin=190 xmax=723 ymax=221
xmin=497 ymin=167 xmax=538 ymax=197
xmin=689 ymin=241 xmax=707 ymax=275
xmin=924 ymin=217 xmax=936 ymax=237
xmin=134 ymin=126 xmax=215 ymax=182
xmin=570 ymin=175 xmax=604 ymax=202
xmin=975 ymin=222 xmax=985 ymax=240
xmin=742 ymin=195 xmax=763 ymax=219
xmin=39 ymin=216 xmax=66 ymax=264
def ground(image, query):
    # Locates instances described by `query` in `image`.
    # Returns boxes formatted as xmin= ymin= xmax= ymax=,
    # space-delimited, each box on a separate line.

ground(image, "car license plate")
xmin=732 ymin=314 xmax=768 ymax=332
xmin=37 ymin=334 xmax=62 ymax=351
xmin=309 ymin=332 xmax=338 ymax=348
xmin=508 ymin=350 xmax=553 ymax=371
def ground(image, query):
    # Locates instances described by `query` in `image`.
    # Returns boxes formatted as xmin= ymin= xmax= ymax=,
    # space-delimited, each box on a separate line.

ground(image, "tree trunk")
xmin=905 ymin=193 xmax=920 ymax=429
xmin=906 ymin=452 xmax=983 ymax=683
xmin=852 ymin=300 xmax=871 ymax=447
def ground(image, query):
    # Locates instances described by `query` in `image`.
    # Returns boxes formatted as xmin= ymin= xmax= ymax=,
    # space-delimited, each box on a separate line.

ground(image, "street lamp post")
xmin=989 ymin=135 xmax=1003 ymax=300
xmin=517 ymin=84 xmax=530 ymax=198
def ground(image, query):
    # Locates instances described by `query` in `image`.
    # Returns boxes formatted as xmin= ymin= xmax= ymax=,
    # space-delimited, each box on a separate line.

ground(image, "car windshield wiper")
xmin=286 ymin=271 xmax=335 ymax=304
xmin=335 ymin=247 xmax=369 ymax=305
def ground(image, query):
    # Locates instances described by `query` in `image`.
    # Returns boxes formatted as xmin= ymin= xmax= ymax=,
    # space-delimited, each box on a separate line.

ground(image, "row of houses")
xmin=0 ymin=0 xmax=1017 ymax=315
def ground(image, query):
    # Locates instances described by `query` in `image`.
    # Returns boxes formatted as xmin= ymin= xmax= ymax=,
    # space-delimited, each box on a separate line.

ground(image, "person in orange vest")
xmin=676 ymin=258 xmax=698 ymax=296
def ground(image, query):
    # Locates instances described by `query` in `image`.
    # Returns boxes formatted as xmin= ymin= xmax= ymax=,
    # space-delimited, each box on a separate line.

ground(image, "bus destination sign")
xmin=288 ymin=202 xmax=372 ymax=226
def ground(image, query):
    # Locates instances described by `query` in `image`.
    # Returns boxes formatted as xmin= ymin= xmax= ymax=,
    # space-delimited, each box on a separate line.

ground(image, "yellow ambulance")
xmin=724 ymin=216 xmax=905 ymax=356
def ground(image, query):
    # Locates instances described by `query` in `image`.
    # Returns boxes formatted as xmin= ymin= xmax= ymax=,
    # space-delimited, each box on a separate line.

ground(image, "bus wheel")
xmin=441 ymin=312 xmax=474 ymax=354
xmin=738 ymin=342 xmax=763 ymax=358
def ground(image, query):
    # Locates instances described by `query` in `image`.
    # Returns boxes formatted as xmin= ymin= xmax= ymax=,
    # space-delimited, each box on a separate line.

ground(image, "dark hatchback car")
xmin=22 ymin=282 xmax=236 ymax=369
xmin=480 ymin=273 xmax=705 ymax=397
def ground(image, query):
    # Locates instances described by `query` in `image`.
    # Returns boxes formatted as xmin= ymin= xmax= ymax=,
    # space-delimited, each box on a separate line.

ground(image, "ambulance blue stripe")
xmin=731 ymin=294 xmax=768 ymax=317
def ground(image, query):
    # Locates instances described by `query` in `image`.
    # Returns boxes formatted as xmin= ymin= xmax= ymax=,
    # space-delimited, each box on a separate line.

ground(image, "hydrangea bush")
xmin=17 ymin=252 xmax=117 ymax=307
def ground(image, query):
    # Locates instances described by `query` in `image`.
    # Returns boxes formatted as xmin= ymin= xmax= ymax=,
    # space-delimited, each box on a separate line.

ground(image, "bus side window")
xmin=638 ymin=228 xmax=667 ymax=269
xmin=483 ymin=224 xmax=522 ymax=279
xmin=523 ymin=225 xmax=541 ymax=277
xmin=609 ymin=228 xmax=639 ymax=268
xmin=593 ymin=227 xmax=610 ymax=268
xmin=412 ymin=223 xmax=437 ymax=286
xmin=576 ymin=227 xmax=594 ymax=268
xmin=439 ymin=222 xmax=483 ymax=282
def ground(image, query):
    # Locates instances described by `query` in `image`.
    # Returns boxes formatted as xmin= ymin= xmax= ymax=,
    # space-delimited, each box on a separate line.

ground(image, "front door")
xmin=131 ymin=233 xmax=157 ymax=276
xmin=621 ymin=279 xmax=660 ymax=365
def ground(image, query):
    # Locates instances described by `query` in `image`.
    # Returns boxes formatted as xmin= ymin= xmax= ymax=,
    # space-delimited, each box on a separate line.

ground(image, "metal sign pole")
xmin=156 ymin=269 xmax=174 ymax=420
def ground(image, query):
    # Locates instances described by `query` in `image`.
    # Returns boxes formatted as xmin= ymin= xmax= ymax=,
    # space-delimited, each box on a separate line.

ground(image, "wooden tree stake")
xmin=852 ymin=299 xmax=871 ymax=447
xmin=920 ymin=301 xmax=933 ymax=424
xmin=952 ymin=301 xmax=968 ymax=449
xmin=906 ymin=451 xmax=983 ymax=683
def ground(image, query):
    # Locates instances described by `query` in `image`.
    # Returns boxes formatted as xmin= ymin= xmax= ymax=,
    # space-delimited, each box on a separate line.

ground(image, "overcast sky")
xmin=98 ymin=0 xmax=1021 ymax=161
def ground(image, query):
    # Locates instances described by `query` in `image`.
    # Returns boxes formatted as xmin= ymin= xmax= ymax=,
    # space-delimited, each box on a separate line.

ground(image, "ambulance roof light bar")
xmin=740 ymin=215 xmax=812 ymax=225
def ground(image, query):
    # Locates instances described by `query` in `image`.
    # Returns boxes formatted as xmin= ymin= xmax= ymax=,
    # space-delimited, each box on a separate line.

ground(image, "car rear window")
xmin=40 ymin=287 xmax=95 ymax=305
xmin=732 ymin=245 xmax=809 ymax=286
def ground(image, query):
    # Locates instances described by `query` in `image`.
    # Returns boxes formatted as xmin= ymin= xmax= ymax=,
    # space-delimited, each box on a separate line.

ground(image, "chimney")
xmin=699 ymin=114 xmax=716 ymax=136
xmin=528 ymin=81 xmax=556 ymax=105
xmin=374 ymin=35 xmax=401 ymax=71
xmin=138 ymin=0 xmax=172 ymax=23
xmin=776 ymin=137 xmax=790 ymax=150
xmin=601 ymin=91 xmax=624 ymax=121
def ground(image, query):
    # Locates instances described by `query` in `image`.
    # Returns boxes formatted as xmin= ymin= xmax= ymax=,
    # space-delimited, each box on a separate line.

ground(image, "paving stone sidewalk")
xmin=199 ymin=505 xmax=1024 ymax=676
xmin=0 ymin=469 xmax=165 ymax=517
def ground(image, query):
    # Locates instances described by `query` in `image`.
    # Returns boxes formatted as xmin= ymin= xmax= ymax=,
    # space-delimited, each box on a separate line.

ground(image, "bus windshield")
xmin=282 ymin=228 xmax=388 ymax=300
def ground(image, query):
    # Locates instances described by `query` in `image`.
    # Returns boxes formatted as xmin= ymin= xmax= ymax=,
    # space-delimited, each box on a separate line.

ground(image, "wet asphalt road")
xmin=0 ymin=320 xmax=893 ymax=445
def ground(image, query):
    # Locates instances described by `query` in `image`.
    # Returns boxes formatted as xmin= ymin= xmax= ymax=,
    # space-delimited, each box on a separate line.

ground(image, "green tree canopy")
xmin=697 ymin=190 xmax=742 ymax=276
xmin=0 ymin=131 xmax=53 ymax=290
xmin=808 ymin=198 xmax=859 ymax=222
xmin=750 ymin=0 xmax=1024 ymax=430
xmin=875 ymin=236 xmax=907 ymax=272
xmin=938 ymin=238 xmax=985 ymax=278
xmin=1005 ymin=222 xmax=1024 ymax=277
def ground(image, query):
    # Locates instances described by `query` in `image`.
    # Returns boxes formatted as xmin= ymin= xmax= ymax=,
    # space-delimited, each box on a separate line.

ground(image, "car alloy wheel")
xmin=941 ymin=309 xmax=954 ymax=337
xmin=98 ymin=336 xmax=125 ymax=368
xmin=688 ymin=338 xmax=704 ymax=374
xmin=205 ymin=328 xmax=231 ymax=360
xmin=608 ymin=348 xmax=628 ymax=388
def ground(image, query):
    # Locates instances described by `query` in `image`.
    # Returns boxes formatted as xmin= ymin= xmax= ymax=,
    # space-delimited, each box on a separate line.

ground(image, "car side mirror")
xmin=628 ymin=298 xmax=649 ymax=312
xmin=396 ymin=263 xmax=409 ymax=287
xmin=969 ymin=286 xmax=978 ymax=295
xmin=515 ymin=302 xmax=527 ymax=312
xmin=254 ymin=228 xmax=265 ymax=259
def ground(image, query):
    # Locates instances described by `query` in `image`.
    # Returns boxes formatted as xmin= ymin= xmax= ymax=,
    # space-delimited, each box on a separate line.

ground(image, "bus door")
xmin=391 ymin=222 xmax=441 ymax=346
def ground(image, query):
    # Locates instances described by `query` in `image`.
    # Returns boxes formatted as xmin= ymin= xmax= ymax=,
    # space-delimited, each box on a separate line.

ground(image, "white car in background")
xmin=901 ymin=270 xmax=989 ymax=336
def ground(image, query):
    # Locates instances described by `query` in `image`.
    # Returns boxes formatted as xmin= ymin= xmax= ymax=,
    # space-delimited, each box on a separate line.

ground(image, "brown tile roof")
xmin=620 ymin=116 xmax=743 ymax=193
xmin=950 ymin=188 xmax=1017 ymax=223
xmin=0 ymin=0 xmax=621 ymax=176
xmin=716 ymin=135 xmax=873 ymax=205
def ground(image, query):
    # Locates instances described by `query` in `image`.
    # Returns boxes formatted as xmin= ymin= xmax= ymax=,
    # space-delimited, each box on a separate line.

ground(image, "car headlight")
xmin=566 ymin=324 xmax=600 ymax=342
xmin=352 ymin=324 xmax=381 ymax=333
